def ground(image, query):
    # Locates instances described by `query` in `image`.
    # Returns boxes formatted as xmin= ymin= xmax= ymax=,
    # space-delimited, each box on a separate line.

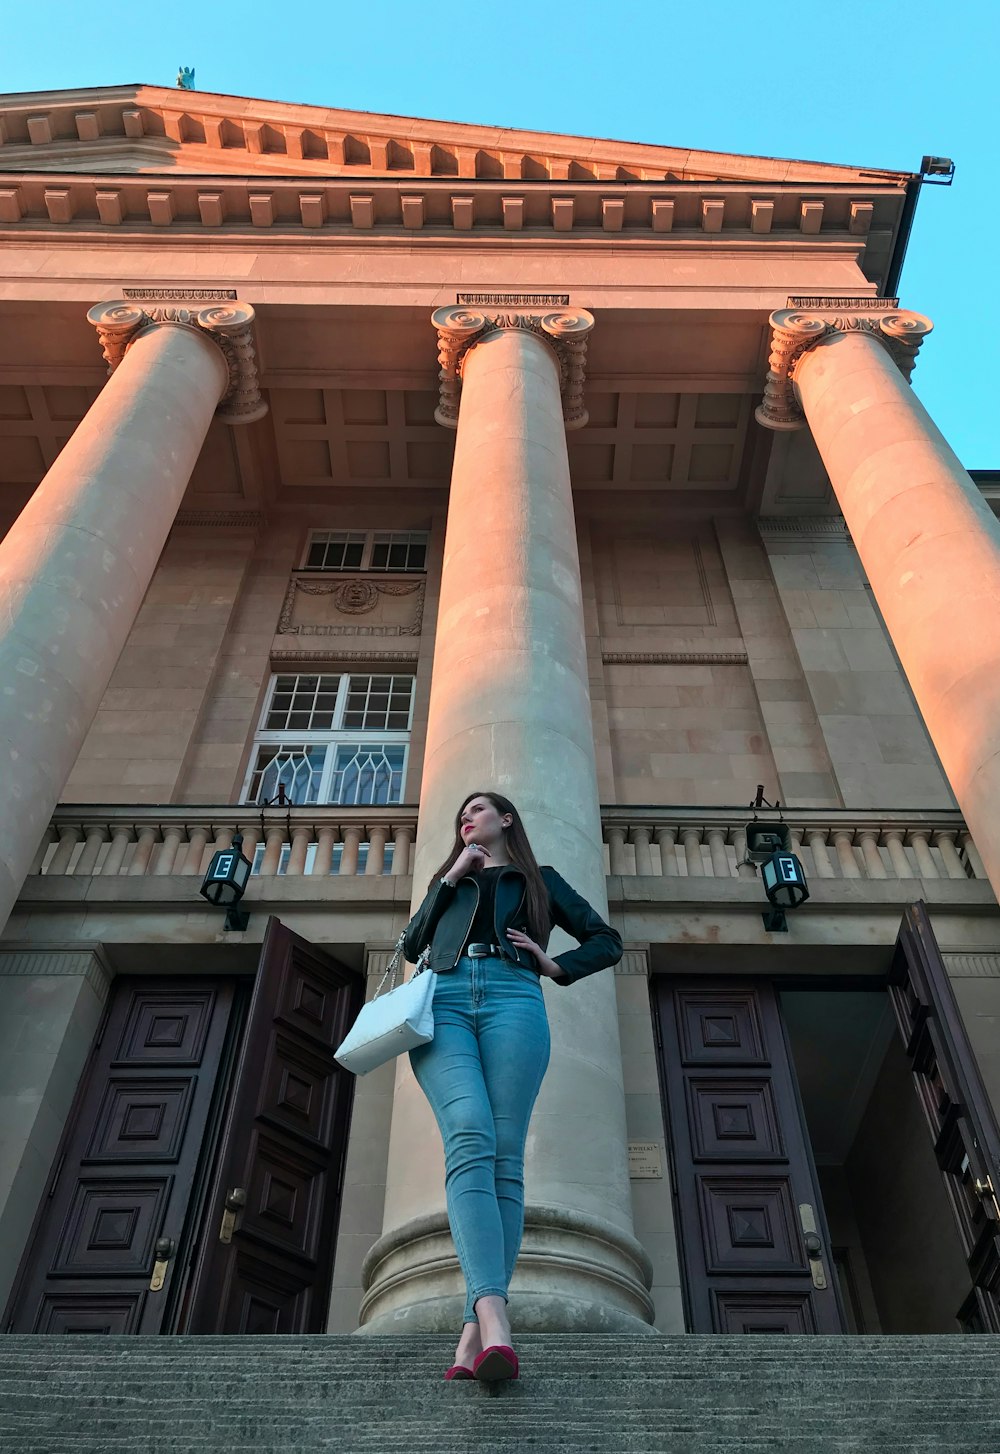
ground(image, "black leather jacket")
xmin=403 ymin=864 xmax=623 ymax=986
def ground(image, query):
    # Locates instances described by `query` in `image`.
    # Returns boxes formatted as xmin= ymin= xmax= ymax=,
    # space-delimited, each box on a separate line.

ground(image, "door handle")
xmin=219 ymin=1187 xmax=247 ymax=1244
xmin=974 ymin=1175 xmax=1000 ymax=1221
xmin=149 ymin=1235 xmax=176 ymax=1292
xmin=798 ymin=1203 xmax=828 ymax=1290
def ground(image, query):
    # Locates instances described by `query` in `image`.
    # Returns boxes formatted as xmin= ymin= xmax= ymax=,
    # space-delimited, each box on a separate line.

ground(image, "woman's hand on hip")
xmin=506 ymin=928 xmax=561 ymax=978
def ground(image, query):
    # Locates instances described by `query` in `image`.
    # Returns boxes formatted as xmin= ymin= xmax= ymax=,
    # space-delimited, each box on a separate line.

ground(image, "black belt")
xmin=464 ymin=942 xmax=507 ymax=958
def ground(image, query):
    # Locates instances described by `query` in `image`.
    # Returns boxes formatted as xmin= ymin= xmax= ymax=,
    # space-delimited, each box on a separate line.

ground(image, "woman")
xmin=403 ymin=790 xmax=623 ymax=1383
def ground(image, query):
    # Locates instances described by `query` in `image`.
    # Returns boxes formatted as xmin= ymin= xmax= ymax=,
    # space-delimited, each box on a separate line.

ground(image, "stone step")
xmin=2 ymin=1335 xmax=998 ymax=1454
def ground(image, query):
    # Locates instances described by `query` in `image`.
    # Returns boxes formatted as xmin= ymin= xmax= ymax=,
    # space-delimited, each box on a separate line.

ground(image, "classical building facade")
xmin=1 ymin=83 xmax=998 ymax=1339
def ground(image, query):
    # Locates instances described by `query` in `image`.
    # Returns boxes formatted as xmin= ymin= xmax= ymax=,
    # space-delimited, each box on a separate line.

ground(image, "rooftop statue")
xmin=176 ymin=66 xmax=195 ymax=90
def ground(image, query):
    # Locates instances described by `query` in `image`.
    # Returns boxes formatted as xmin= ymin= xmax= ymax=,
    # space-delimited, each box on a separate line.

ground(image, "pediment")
xmin=0 ymin=84 xmax=909 ymax=186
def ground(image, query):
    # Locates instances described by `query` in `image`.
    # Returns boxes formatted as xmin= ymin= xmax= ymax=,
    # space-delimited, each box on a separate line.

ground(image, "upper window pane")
xmin=302 ymin=531 xmax=368 ymax=571
xmin=368 ymin=531 xmax=430 ymax=572
xmin=265 ymin=674 xmax=342 ymax=731
xmin=342 ymin=675 xmax=414 ymax=730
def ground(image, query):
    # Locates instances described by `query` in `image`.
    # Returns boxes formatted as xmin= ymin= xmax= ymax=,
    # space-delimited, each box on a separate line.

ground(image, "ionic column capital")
xmin=431 ymin=305 xmax=594 ymax=430
xmin=755 ymin=300 xmax=933 ymax=432
xmin=87 ymin=299 xmax=267 ymax=424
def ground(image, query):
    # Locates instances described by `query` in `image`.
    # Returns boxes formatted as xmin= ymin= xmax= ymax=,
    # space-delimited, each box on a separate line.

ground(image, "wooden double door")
xmin=654 ymin=904 xmax=1000 ymax=1334
xmin=3 ymin=920 xmax=362 ymax=1335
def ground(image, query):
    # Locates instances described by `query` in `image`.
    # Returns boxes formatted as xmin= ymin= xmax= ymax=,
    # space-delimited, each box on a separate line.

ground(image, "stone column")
xmin=757 ymin=302 xmax=1000 ymax=904
xmin=360 ymin=308 xmax=653 ymax=1334
xmin=0 ymin=299 xmax=264 ymax=931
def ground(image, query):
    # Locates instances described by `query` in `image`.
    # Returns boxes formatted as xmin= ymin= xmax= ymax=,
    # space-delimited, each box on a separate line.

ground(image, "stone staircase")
xmin=2 ymin=1334 xmax=999 ymax=1453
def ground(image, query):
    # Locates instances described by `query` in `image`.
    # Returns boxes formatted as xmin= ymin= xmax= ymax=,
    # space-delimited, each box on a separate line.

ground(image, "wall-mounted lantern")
xmin=760 ymin=849 xmax=810 ymax=933
xmin=742 ymin=788 xmax=809 ymax=933
xmin=199 ymin=832 xmax=252 ymax=932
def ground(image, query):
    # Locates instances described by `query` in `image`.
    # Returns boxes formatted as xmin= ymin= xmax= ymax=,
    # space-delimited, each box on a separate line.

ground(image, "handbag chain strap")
xmin=373 ymin=932 xmax=431 ymax=1000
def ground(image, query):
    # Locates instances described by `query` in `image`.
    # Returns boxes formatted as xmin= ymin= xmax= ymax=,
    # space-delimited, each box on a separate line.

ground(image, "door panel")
xmin=655 ymin=978 xmax=845 ymax=1333
xmin=183 ymin=919 xmax=362 ymax=1334
xmin=890 ymin=903 xmax=1000 ymax=1331
xmin=4 ymin=978 xmax=238 ymax=1334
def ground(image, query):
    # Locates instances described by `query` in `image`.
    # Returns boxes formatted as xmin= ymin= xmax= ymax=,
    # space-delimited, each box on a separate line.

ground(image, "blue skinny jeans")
xmin=409 ymin=954 xmax=550 ymax=1325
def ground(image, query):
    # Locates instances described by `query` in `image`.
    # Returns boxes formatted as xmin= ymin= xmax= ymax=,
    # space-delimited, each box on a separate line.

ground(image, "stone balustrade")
xmin=31 ymin=806 xmax=417 ymax=880
xmin=600 ymin=808 xmax=984 ymax=883
xmin=30 ymin=804 xmax=984 ymax=886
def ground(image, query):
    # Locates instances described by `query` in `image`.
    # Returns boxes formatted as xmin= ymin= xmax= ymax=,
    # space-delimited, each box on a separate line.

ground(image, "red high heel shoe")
xmin=472 ymin=1345 xmax=519 ymax=1382
xmin=444 ymin=1364 xmax=475 ymax=1381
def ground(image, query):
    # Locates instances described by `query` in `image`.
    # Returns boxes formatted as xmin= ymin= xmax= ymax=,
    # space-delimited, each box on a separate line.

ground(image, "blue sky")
xmin=4 ymin=0 xmax=996 ymax=465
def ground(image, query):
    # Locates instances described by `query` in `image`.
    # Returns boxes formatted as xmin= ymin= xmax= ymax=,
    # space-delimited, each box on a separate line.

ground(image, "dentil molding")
xmin=431 ymin=305 xmax=594 ymax=430
xmin=755 ymin=299 xmax=932 ymax=432
xmin=87 ymin=298 xmax=267 ymax=424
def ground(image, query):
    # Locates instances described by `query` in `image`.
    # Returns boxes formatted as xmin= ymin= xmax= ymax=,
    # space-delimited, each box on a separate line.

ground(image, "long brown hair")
xmin=429 ymin=790 xmax=551 ymax=943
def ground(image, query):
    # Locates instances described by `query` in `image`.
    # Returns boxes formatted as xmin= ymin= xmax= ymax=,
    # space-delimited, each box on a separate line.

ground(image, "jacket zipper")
xmin=450 ymin=878 xmax=480 ymax=970
xmin=495 ymin=872 xmax=526 ymax=965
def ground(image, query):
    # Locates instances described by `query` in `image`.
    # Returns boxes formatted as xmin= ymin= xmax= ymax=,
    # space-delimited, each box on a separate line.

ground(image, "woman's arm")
xmin=543 ymin=868 xmax=623 ymax=986
xmin=402 ymin=878 xmax=456 ymax=963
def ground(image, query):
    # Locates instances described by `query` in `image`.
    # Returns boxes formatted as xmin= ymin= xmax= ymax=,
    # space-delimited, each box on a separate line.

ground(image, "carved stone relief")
xmin=277 ymin=573 xmax=425 ymax=637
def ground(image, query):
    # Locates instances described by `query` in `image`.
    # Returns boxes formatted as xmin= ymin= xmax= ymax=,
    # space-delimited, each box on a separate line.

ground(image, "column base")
xmin=357 ymin=1203 xmax=656 ymax=1335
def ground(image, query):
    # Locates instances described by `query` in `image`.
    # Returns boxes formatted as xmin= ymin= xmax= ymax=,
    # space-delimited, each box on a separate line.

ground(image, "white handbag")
xmin=334 ymin=932 xmax=435 ymax=1075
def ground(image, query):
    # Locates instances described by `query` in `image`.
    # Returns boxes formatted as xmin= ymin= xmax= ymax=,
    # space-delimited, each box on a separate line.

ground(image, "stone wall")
xmin=759 ymin=521 xmax=955 ymax=810
xmin=62 ymin=525 xmax=256 ymax=803
xmin=56 ymin=498 xmax=960 ymax=818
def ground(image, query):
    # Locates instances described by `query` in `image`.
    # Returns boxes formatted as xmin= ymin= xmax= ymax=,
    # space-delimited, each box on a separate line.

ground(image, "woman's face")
xmin=459 ymin=796 xmax=512 ymax=850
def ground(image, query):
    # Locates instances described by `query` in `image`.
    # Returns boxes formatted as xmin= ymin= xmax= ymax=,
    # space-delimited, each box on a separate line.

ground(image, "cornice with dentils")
xmin=0 ymin=84 xmax=915 ymax=188
xmin=0 ymin=170 xmax=899 ymax=256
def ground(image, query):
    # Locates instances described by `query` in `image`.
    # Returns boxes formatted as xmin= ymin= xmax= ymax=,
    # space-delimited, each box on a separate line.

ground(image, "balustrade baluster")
xmin=606 ymin=826 xmax=628 ymax=875
xmin=340 ymin=824 xmax=363 ymax=876
xmin=909 ymin=831 xmax=939 ymax=878
xmin=365 ymin=825 xmax=388 ymax=875
xmin=313 ymin=825 xmax=338 ymax=876
xmin=391 ymin=824 xmax=413 ymax=876
xmin=179 ymin=826 xmax=209 ymax=875
xmin=960 ymin=831 xmax=986 ymax=880
xmin=286 ymin=826 xmax=312 ymax=876
xmin=806 ymin=830 xmax=835 ymax=878
xmin=236 ymin=824 xmax=261 ymax=865
xmin=882 ymin=830 xmax=913 ymax=878
xmin=48 ymin=825 xmax=81 ymax=875
xmin=832 ymin=830 xmax=861 ymax=878
xmin=933 ymin=830 xmax=967 ymax=880
xmin=858 ymin=829 xmax=887 ymax=879
xmin=706 ymin=827 xmax=730 ymax=878
xmin=75 ymin=825 xmax=108 ymax=876
xmin=127 ymin=826 xmax=159 ymax=876
xmin=630 ymin=826 xmax=653 ymax=876
xmin=682 ymin=828 xmax=703 ymax=877
xmin=653 ymin=826 xmax=677 ymax=876
xmin=258 ymin=826 xmax=285 ymax=876
xmin=732 ymin=827 xmax=757 ymax=881
xmin=101 ymin=826 xmax=133 ymax=876
xmin=154 ymin=825 xmax=184 ymax=875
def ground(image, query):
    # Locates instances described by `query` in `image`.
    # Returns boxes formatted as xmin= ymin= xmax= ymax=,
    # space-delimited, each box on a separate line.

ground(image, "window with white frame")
xmin=302 ymin=530 xmax=428 ymax=573
xmin=243 ymin=672 xmax=414 ymax=806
